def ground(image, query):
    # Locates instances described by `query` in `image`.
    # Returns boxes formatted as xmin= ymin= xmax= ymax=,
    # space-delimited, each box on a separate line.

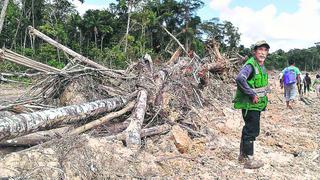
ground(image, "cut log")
xmin=0 ymin=93 xmax=136 ymax=141
xmin=125 ymin=89 xmax=148 ymax=148
xmin=69 ymin=101 xmax=136 ymax=135
xmin=0 ymin=126 xmax=71 ymax=146
xmin=28 ymin=26 xmax=108 ymax=71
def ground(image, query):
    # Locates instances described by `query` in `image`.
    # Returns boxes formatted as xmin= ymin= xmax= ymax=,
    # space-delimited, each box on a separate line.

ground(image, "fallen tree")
xmin=0 ymin=93 xmax=136 ymax=141
xmin=0 ymin=26 xmax=239 ymax=152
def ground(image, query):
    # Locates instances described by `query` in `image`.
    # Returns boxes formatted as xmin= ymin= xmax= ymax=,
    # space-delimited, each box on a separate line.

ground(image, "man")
xmin=281 ymin=60 xmax=301 ymax=109
xmin=303 ymin=73 xmax=311 ymax=95
xmin=313 ymin=74 xmax=320 ymax=97
xmin=298 ymin=73 xmax=305 ymax=97
xmin=233 ymin=40 xmax=270 ymax=169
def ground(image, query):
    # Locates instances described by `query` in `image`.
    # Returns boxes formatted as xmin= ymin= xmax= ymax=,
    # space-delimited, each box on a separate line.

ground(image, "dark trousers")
xmin=304 ymin=84 xmax=310 ymax=93
xmin=240 ymin=110 xmax=261 ymax=156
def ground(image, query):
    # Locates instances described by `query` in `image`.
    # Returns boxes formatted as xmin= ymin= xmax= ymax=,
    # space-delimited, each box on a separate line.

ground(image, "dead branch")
xmin=161 ymin=25 xmax=189 ymax=56
xmin=69 ymin=101 xmax=136 ymax=135
xmin=28 ymin=26 xmax=108 ymax=71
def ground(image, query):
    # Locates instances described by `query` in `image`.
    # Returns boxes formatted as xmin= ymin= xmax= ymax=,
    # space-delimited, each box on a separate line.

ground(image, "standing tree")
xmin=0 ymin=0 xmax=9 ymax=34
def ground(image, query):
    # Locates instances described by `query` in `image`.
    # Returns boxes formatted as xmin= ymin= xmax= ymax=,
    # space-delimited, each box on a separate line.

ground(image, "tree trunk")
xmin=0 ymin=94 xmax=136 ymax=141
xmin=28 ymin=26 xmax=108 ymax=70
xmin=0 ymin=126 xmax=71 ymax=146
xmin=0 ymin=0 xmax=9 ymax=34
xmin=125 ymin=89 xmax=148 ymax=148
xmin=124 ymin=0 xmax=132 ymax=54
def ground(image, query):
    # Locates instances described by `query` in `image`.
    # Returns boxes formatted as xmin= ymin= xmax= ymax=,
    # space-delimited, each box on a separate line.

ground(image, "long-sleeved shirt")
xmin=235 ymin=64 xmax=258 ymax=97
xmin=312 ymin=78 xmax=320 ymax=86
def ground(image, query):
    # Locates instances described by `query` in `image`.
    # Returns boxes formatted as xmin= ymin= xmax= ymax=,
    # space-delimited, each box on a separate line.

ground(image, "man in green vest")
xmin=233 ymin=40 xmax=270 ymax=169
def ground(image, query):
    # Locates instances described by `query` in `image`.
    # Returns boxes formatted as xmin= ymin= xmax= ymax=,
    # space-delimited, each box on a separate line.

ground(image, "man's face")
xmin=254 ymin=46 xmax=269 ymax=64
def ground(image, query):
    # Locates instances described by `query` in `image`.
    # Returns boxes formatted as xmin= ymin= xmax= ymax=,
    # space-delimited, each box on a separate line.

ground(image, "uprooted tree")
xmin=0 ymin=26 xmax=242 ymax=149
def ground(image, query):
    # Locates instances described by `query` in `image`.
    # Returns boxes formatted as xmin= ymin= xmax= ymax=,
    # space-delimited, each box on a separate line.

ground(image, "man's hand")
xmin=252 ymin=96 xmax=259 ymax=104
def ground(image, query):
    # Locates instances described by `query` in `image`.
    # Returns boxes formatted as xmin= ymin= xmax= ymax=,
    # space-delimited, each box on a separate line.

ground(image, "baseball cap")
xmin=254 ymin=40 xmax=270 ymax=49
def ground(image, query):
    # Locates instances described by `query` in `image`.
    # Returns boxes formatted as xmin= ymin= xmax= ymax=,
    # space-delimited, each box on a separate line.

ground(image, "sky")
xmin=71 ymin=0 xmax=320 ymax=52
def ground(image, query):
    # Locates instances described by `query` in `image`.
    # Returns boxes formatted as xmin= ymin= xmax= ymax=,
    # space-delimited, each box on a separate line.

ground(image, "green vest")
xmin=233 ymin=57 xmax=268 ymax=111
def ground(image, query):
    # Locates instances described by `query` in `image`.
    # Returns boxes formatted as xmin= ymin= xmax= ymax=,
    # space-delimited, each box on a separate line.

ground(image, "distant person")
xmin=233 ymin=40 xmax=270 ymax=169
xmin=312 ymin=74 xmax=320 ymax=97
xmin=281 ymin=60 xmax=301 ymax=109
xmin=278 ymin=72 xmax=283 ymax=89
xmin=298 ymin=73 xmax=305 ymax=97
xmin=303 ymin=73 xmax=311 ymax=95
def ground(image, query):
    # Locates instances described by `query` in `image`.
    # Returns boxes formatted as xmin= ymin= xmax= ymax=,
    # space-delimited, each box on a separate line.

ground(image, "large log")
xmin=0 ymin=94 xmax=136 ymax=141
xmin=0 ymin=126 xmax=70 ymax=146
xmin=28 ymin=26 xmax=108 ymax=71
xmin=125 ymin=89 xmax=148 ymax=147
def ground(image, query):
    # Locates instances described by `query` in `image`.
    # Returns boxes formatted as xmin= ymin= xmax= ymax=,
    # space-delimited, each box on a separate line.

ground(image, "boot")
xmin=238 ymin=140 xmax=246 ymax=163
xmin=243 ymin=155 xmax=264 ymax=169
xmin=238 ymin=154 xmax=247 ymax=164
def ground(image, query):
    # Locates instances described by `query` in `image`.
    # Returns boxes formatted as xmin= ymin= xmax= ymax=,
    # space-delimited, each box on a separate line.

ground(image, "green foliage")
xmin=47 ymin=60 xmax=65 ymax=69
xmin=101 ymin=46 xmax=127 ymax=68
xmin=0 ymin=61 xmax=27 ymax=72
xmin=36 ymin=44 xmax=58 ymax=63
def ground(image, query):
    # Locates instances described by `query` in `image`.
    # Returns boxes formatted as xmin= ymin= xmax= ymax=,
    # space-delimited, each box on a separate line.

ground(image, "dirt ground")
xmin=0 ymin=83 xmax=28 ymax=102
xmin=0 ymin=74 xmax=319 ymax=179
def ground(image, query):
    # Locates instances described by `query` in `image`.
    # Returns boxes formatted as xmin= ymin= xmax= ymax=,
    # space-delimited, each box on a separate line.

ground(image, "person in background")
xmin=278 ymin=72 xmax=283 ymax=89
xmin=233 ymin=40 xmax=270 ymax=169
xmin=312 ymin=74 xmax=320 ymax=97
xmin=298 ymin=73 xmax=304 ymax=97
xmin=303 ymin=73 xmax=311 ymax=95
xmin=281 ymin=60 xmax=301 ymax=109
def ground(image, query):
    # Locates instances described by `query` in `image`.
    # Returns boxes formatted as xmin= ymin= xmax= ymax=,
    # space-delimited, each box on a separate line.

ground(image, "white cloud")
xmin=70 ymin=1 xmax=109 ymax=16
xmin=209 ymin=0 xmax=320 ymax=52
xmin=209 ymin=0 xmax=232 ymax=10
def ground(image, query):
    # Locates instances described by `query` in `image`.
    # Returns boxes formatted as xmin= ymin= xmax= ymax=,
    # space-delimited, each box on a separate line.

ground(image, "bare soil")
xmin=0 ymin=83 xmax=28 ymax=102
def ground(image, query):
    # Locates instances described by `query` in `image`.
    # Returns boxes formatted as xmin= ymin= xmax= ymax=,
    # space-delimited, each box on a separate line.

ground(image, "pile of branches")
xmin=0 ymin=26 xmax=242 ymax=150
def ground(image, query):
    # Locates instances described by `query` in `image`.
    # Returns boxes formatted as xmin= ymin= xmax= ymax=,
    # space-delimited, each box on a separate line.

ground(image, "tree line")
xmin=0 ymin=0 xmax=319 ymax=72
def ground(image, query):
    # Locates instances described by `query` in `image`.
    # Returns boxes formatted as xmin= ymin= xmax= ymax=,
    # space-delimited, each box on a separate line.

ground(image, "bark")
xmin=69 ymin=101 xmax=135 ymax=135
xmin=0 ymin=94 xmax=136 ymax=141
xmin=28 ymin=26 xmax=108 ymax=70
xmin=125 ymin=89 xmax=148 ymax=147
xmin=124 ymin=0 xmax=132 ymax=53
xmin=0 ymin=126 xmax=70 ymax=146
xmin=0 ymin=0 xmax=9 ymax=34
